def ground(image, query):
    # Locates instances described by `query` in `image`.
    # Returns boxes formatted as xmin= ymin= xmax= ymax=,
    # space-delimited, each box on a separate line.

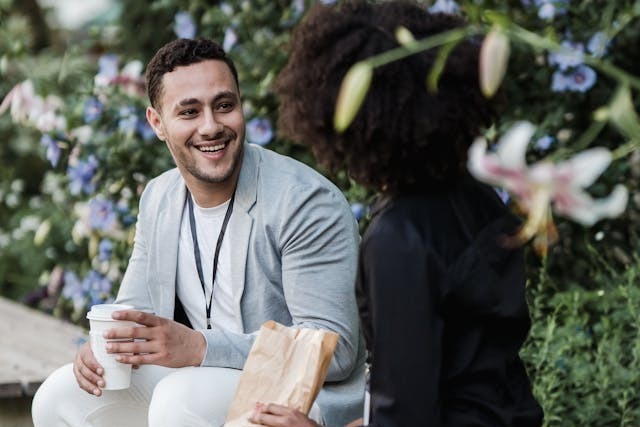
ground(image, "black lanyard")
xmin=186 ymin=190 xmax=235 ymax=329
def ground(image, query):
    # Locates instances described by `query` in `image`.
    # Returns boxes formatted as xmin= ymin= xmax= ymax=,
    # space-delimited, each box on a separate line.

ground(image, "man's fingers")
xmin=111 ymin=310 xmax=160 ymax=326
xmin=74 ymin=363 xmax=103 ymax=396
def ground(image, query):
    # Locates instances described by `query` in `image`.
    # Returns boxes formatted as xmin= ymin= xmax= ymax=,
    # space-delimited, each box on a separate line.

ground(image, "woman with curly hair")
xmin=251 ymin=1 xmax=543 ymax=426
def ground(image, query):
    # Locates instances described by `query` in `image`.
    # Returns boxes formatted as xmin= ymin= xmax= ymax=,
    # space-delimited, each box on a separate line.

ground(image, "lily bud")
xmin=395 ymin=26 xmax=416 ymax=46
xmin=334 ymin=61 xmax=373 ymax=133
xmin=33 ymin=219 xmax=52 ymax=246
xmin=479 ymin=28 xmax=510 ymax=98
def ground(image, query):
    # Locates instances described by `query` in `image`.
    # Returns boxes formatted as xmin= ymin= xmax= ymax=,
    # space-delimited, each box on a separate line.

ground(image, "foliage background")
xmin=1 ymin=0 xmax=639 ymax=425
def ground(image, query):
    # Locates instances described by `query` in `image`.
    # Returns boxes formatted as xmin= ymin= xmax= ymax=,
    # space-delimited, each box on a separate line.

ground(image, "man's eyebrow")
xmin=177 ymin=98 xmax=200 ymax=107
xmin=213 ymin=91 xmax=239 ymax=103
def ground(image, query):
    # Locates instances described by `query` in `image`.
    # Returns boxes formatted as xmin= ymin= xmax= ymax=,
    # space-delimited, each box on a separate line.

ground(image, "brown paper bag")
xmin=224 ymin=320 xmax=339 ymax=427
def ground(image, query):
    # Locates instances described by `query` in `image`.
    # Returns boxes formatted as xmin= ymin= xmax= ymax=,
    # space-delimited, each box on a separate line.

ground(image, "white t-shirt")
xmin=176 ymin=196 xmax=242 ymax=332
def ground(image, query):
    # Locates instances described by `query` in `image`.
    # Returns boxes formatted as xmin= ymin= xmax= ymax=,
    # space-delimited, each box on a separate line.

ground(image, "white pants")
xmin=32 ymin=364 xmax=323 ymax=427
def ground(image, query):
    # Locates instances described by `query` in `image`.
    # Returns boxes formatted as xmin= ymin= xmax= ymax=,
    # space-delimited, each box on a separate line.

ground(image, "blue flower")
xmin=535 ymin=135 xmax=554 ymax=151
xmin=89 ymin=198 xmax=117 ymax=232
xmin=548 ymin=41 xmax=584 ymax=71
xmin=551 ymin=65 xmax=597 ymax=93
xmin=118 ymin=106 xmax=138 ymax=135
xmin=587 ymin=32 xmax=610 ymax=58
xmin=223 ymin=27 xmax=238 ymax=52
xmin=174 ymin=11 xmax=196 ymax=39
xmin=219 ymin=2 xmax=234 ymax=16
xmin=350 ymin=203 xmax=367 ymax=221
xmin=83 ymin=97 xmax=103 ymax=124
xmin=534 ymin=0 xmax=568 ymax=19
xmin=62 ymin=271 xmax=86 ymax=312
xmin=97 ymin=54 xmax=119 ymax=81
xmin=428 ymin=0 xmax=460 ymax=14
xmin=98 ymin=238 xmax=113 ymax=261
xmin=68 ymin=155 xmax=98 ymax=195
xmin=82 ymin=270 xmax=113 ymax=306
xmin=40 ymin=134 xmax=61 ymax=167
xmin=493 ymin=187 xmax=510 ymax=205
xmin=136 ymin=117 xmax=156 ymax=141
xmin=246 ymin=117 xmax=274 ymax=146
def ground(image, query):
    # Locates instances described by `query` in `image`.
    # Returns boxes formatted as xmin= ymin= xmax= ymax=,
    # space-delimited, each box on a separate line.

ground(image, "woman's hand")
xmin=249 ymin=403 xmax=320 ymax=427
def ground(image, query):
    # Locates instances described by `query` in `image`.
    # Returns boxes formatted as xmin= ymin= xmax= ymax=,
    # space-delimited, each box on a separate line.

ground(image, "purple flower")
xmin=174 ymin=11 xmax=196 ymax=39
xmin=98 ymin=238 xmax=113 ymax=261
xmin=428 ymin=0 xmax=460 ymax=14
xmin=40 ymin=134 xmax=61 ymax=167
xmin=89 ymin=198 xmax=117 ymax=232
xmin=223 ymin=27 xmax=238 ymax=52
xmin=68 ymin=155 xmax=98 ymax=195
xmin=551 ymin=65 xmax=597 ymax=93
xmin=246 ymin=117 xmax=274 ymax=146
xmin=83 ymin=97 xmax=103 ymax=124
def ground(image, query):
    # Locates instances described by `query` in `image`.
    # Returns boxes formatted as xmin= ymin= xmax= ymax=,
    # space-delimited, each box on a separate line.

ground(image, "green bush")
xmin=523 ymin=259 xmax=640 ymax=426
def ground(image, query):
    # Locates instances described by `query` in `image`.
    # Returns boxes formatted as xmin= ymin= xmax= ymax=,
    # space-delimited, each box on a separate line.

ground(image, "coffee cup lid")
xmin=86 ymin=303 xmax=134 ymax=321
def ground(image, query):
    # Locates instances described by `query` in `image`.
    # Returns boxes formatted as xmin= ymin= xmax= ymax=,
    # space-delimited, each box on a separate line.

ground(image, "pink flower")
xmin=468 ymin=121 xmax=628 ymax=252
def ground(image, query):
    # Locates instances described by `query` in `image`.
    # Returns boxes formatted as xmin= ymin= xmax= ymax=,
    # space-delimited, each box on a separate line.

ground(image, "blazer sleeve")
xmin=115 ymin=182 xmax=155 ymax=313
xmin=360 ymin=215 xmax=445 ymax=426
xmin=278 ymin=183 xmax=361 ymax=381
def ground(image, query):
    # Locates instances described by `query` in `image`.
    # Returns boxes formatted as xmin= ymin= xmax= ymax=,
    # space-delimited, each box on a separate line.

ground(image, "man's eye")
xmin=179 ymin=109 xmax=198 ymax=117
xmin=217 ymin=102 xmax=234 ymax=111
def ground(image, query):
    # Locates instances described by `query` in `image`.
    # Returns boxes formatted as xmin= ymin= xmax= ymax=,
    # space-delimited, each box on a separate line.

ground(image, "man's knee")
xmin=148 ymin=367 xmax=241 ymax=427
xmin=32 ymin=364 xmax=78 ymax=426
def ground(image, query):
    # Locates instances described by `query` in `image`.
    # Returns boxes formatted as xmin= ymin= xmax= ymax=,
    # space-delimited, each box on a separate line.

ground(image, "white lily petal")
xmin=591 ymin=184 xmax=628 ymax=218
xmin=496 ymin=121 xmax=535 ymax=168
xmin=565 ymin=147 xmax=612 ymax=187
xmin=557 ymin=184 xmax=628 ymax=226
xmin=467 ymin=137 xmax=489 ymax=179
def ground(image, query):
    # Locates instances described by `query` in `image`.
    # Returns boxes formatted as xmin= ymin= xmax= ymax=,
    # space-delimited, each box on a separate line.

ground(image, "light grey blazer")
xmin=116 ymin=143 xmax=365 ymax=425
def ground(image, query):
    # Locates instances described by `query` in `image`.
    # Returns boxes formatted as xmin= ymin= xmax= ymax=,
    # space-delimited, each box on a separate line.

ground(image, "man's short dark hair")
xmin=145 ymin=38 xmax=239 ymax=110
xmin=275 ymin=0 xmax=499 ymax=192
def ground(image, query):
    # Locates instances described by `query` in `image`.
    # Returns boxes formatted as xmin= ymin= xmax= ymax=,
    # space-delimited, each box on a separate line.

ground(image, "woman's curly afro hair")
xmin=275 ymin=0 xmax=498 ymax=193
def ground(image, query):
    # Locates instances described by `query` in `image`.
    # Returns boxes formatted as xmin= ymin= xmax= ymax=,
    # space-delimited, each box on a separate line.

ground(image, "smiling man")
xmin=32 ymin=38 xmax=365 ymax=427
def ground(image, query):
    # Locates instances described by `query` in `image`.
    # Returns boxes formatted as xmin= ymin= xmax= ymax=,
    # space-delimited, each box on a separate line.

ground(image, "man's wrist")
xmin=192 ymin=329 xmax=207 ymax=366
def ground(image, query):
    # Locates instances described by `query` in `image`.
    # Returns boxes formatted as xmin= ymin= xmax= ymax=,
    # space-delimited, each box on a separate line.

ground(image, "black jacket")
xmin=356 ymin=177 xmax=543 ymax=427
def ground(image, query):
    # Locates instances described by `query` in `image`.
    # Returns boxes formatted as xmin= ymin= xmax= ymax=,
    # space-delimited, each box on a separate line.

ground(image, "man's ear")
xmin=146 ymin=106 xmax=166 ymax=141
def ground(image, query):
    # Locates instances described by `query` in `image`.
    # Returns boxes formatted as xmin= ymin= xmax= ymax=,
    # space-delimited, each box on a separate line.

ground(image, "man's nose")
xmin=199 ymin=109 xmax=223 ymax=137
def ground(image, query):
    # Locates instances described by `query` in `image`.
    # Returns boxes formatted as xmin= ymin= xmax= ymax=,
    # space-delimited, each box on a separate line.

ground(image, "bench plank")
xmin=0 ymin=296 xmax=86 ymax=397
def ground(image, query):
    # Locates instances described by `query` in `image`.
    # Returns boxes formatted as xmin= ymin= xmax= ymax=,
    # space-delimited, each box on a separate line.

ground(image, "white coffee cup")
xmin=86 ymin=303 xmax=136 ymax=390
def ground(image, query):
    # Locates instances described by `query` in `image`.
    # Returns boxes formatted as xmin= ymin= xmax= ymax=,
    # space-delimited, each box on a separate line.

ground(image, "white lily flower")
xmin=468 ymin=121 xmax=628 ymax=250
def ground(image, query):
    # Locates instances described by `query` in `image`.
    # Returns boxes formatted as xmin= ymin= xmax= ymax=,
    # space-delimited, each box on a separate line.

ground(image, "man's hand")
xmin=104 ymin=310 xmax=206 ymax=368
xmin=73 ymin=342 xmax=105 ymax=396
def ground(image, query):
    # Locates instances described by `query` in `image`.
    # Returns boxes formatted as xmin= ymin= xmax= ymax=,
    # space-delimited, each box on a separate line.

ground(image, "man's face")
xmin=146 ymin=59 xmax=245 ymax=190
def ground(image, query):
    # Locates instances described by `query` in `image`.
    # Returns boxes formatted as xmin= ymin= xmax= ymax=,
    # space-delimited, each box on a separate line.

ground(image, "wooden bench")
xmin=0 ymin=296 xmax=86 ymax=398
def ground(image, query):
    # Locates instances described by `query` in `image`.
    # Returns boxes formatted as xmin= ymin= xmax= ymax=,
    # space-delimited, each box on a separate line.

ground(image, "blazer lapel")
xmin=149 ymin=176 xmax=186 ymax=318
xmin=230 ymin=144 xmax=258 ymax=331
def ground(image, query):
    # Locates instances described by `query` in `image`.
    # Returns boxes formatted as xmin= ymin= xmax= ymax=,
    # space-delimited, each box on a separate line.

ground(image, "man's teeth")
xmin=198 ymin=143 xmax=226 ymax=152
